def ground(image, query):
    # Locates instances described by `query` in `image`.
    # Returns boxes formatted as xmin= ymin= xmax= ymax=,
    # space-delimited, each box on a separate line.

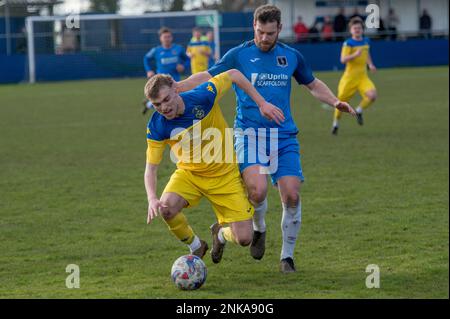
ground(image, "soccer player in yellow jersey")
xmin=332 ymin=17 xmax=377 ymax=135
xmin=144 ymin=69 xmax=284 ymax=263
xmin=186 ymin=28 xmax=211 ymax=74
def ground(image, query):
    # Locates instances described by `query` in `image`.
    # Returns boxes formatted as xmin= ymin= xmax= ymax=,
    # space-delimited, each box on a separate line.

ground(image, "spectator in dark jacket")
xmin=377 ymin=17 xmax=387 ymax=39
xmin=420 ymin=9 xmax=432 ymax=38
xmin=349 ymin=7 xmax=363 ymax=21
xmin=333 ymin=7 xmax=347 ymax=41
xmin=386 ymin=8 xmax=400 ymax=40
xmin=308 ymin=21 xmax=320 ymax=43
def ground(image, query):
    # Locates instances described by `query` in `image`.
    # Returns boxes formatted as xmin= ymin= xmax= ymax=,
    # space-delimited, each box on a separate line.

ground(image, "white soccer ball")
xmin=171 ymin=255 xmax=207 ymax=290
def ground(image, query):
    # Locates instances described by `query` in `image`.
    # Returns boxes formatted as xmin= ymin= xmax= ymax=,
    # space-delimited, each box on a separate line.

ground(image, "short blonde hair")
xmin=144 ymin=74 xmax=174 ymax=100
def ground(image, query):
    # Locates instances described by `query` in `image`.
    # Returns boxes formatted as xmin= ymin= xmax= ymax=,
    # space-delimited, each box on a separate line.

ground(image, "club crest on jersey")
xmin=276 ymin=56 xmax=288 ymax=67
xmin=192 ymin=106 xmax=206 ymax=119
xmin=206 ymin=83 xmax=215 ymax=94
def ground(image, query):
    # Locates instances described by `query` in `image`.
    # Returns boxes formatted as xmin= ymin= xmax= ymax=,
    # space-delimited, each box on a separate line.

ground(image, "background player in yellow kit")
xmin=186 ymin=28 xmax=211 ymax=74
xmin=144 ymin=70 xmax=284 ymax=263
xmin=332 ymin=17 xmax=377 ymax=135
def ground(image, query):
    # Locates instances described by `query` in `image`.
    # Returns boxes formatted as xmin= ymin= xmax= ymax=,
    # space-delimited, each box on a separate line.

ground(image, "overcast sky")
xmin=53 ymin=0 xmax=206 ymax=15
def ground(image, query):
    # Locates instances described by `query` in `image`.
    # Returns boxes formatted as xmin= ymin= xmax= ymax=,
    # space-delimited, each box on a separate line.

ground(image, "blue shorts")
xmin=234 ymin=130 xmax=304 ymax=185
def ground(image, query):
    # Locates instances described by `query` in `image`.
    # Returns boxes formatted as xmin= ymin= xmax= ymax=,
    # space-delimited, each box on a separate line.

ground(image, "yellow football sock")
xmin=164 ymin=213 xmax=195 ymax=244
xmin=222 ymin=226 xmax=238 ymax=244
xmin=360 ymin=96 xmax=373 ymax=109
xmin=333 ymin=108 xmax=343 ymax=122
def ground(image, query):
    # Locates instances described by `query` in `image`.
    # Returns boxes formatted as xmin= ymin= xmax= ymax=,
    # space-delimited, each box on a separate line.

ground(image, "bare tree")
xmin=89 ymin=0 xmax=120 ymax=13
xmin=218 ymin=0 xmax=268 ymax=12
xmin=170 ymin=0 xmax=184 ymax=11
xmin=143 ymin=0 xmax=266 ymax=12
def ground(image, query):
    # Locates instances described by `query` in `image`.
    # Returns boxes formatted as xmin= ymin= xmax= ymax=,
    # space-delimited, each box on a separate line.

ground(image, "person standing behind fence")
xmin=308 ymin=21 xmax=320 ymax=43
xmin=333 ymin=8 xmax=347 ymax=41
xmin=187 ymin=28 xmax=211 ymax=74
xmin=419 ymin=9 xmax=432 ymax=39
xmin=142 ymin=27 xmax=189 ymax=114
xmin=386 ymin=8 xmax=400 ymax=40
xmin=204 ymin=30 xmax=219 ymax=68
xmin=293 ymin=16 xmax=309 ymax=43
xmin=321 ymin=16 xmax=334 ymax=42
xmin=349 ymin=7 xmax=363 ymax=21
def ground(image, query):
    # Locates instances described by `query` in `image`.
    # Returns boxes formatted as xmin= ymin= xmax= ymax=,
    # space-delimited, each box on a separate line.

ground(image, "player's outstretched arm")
xmin=144 ymin=163 xmax=166 ymax=224
xmin=176 ymin=71 xmax=212 ymax=93
xmin=306 ymin=78 xmax=356 ymax=116
xmin=226 ymin=69 xmax=285 ymax=125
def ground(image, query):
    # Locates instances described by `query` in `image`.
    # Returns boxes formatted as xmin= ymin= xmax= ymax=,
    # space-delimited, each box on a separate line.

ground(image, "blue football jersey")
xmin=143 ymin=44 xmax=188 ymax=81
xmin=208 ymin=40 xmax=315 ymax=137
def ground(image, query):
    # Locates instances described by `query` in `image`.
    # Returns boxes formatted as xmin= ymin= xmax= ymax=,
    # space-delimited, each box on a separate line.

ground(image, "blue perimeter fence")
xmin=0 ymin=13 xmax=448 ymax=83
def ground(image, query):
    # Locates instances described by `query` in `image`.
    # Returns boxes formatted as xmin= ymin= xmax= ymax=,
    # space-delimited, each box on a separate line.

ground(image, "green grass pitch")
xmin=0 ymin=66 xmax=448 ymax=298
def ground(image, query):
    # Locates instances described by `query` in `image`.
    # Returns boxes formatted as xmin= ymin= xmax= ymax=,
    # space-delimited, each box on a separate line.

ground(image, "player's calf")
xmin=210 ymin=219 xmax=253 ymax=263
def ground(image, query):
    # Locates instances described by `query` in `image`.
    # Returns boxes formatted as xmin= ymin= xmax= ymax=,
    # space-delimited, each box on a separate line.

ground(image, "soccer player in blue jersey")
xmin=177 ymin=5 xmax=355 ymax=273
xmin=142 ymin=27 xmax=189 ymax=114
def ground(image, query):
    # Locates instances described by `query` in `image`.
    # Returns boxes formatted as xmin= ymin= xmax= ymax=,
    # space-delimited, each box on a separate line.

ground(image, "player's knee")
xmin=160 ymin=209 xmax=176 ymax=220
xmin=282 ymin=192 xmax=299 ymax=207
xmin=234 ymin=232 xmax=252 ymax=246
xmin=159 ymin=201 xmax=178 ymax=220
xmin=366 ymin=91 xmax=377 ymax=102
xmin=248 ymin=186 xmax=267 ymax=205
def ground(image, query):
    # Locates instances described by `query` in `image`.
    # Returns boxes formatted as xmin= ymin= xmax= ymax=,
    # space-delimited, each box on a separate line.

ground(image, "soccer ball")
xmin=171 ymin=255 xmax=207 ymax=290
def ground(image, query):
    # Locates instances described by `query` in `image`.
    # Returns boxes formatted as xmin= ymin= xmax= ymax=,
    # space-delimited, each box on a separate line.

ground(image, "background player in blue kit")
xmin=142 ymin=27 xmax=189 ymax=114
xmin=178 ymin=5 xmax=355 ymax=273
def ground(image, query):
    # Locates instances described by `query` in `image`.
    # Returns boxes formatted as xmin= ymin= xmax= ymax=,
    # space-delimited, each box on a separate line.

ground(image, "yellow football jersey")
xmin=341 ymin=37 xmax=370 ymax=76
xmin=146 ymin=72 xmax=236 ymax=177
xmin=187 ymin=40 xmax=211 ymax=74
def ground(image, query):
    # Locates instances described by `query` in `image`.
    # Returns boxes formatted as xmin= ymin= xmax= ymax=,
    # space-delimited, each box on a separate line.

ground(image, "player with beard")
xmin=176 ymin=5 xmax=355 ymax=273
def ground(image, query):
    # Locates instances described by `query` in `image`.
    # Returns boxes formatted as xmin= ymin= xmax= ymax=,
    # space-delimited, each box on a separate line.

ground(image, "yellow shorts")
xmin=163 ymin=166 xmax=254 ymax=225
xmin=338 ymin=74 xmax=376 ymax=102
